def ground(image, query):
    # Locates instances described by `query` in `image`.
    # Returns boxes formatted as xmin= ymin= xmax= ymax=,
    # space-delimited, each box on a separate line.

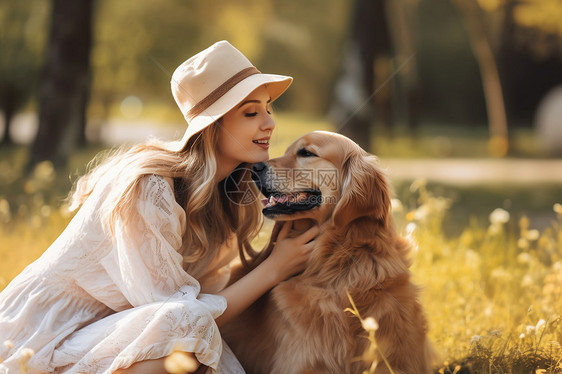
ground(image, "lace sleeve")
xmin=101 ymin=175 xmax=202 ymax=307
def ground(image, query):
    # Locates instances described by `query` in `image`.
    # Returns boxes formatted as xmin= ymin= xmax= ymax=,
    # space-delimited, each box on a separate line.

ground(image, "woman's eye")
xmin=297 ymin=148 xmax=318 ymax=158
xmin=245 ymin=112 xmax=258 ymax=117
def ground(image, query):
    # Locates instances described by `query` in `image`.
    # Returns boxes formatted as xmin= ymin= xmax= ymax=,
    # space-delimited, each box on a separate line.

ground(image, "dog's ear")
xmin=332 ymin=153 xmax=390 ymax=227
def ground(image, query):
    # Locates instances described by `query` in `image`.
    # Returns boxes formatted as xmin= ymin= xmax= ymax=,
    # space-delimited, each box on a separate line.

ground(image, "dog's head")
xmin=252 ymin=131 xmax=390 ymax=227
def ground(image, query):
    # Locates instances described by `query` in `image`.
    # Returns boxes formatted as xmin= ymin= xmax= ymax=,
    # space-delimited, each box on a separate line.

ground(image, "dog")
xmin=222 ymin=131 xmax=434 ymax=374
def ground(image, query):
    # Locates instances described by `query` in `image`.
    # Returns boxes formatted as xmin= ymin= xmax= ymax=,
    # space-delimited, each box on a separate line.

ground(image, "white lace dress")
xmin=0 ymin=175 xmax=245 ymax=374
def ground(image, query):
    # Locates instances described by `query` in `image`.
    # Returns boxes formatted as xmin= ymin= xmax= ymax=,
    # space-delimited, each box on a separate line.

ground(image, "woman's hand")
xmin=263 ymin=222 xmax=320 ymax=283
xmin=215 ymin=223 xmax=319 ymax=328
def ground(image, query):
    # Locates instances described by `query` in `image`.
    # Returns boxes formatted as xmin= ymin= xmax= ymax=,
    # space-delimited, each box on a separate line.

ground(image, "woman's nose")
xmin=261 ymin=114 xmax=275 ymax=132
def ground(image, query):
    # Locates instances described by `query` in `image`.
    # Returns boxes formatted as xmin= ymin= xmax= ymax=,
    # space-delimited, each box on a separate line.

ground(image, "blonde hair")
xmin=68 ymin=124 xmax=264 ymax=278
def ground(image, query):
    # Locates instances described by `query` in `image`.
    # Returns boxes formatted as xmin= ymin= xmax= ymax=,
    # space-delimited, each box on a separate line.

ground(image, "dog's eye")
xmin=297 ymin=148 xmax=318 ymax=158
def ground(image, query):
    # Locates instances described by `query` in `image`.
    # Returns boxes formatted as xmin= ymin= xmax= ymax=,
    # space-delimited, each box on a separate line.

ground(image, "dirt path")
xmin=380 ymin=158 xmax=562 ymax=185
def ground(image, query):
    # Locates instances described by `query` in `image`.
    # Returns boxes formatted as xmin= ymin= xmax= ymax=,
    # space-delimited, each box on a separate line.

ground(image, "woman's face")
xmin=217 ymin=85 xmax=275 ymax=170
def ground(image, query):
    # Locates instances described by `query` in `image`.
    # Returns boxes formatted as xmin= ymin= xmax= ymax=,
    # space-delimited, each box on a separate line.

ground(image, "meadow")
xmin=1 ymin=113 xmax=561 ymax=373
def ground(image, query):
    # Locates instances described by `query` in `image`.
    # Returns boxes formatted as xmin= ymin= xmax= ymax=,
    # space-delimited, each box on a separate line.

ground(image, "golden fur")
xmin=222 ymin=131 xmax=434 ymax=374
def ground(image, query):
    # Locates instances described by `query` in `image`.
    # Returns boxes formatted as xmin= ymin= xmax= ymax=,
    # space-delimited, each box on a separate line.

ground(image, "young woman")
xmin=0 ymin=41 xmax=319 ymax=374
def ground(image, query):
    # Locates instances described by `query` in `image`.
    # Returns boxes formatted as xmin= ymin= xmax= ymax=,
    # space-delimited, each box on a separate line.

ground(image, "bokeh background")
xmin=1 ymin=0 xmax=562 ymax=372
xmin=2 ymin=0 xmax=562 ymax=160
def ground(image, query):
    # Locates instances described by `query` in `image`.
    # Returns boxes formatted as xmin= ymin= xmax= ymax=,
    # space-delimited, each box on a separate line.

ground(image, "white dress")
xmin=0 ymin=174 xmax=245 ymax=374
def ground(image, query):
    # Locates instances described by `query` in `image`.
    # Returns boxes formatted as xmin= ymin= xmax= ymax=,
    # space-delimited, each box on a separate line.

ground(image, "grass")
xmin=395 ymin=181 xmax=562 ymax=373
xmin=1 ymin=112 xmax=561 ymax=372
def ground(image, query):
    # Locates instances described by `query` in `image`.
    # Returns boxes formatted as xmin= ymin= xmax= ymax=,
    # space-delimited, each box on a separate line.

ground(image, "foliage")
xmin=476 ymin=0 xmax=562 ymax=38
xmin=0 ymin=0 xmax=47 ymax=115
xmin=89 ymin=0 xmax=350 ymax=119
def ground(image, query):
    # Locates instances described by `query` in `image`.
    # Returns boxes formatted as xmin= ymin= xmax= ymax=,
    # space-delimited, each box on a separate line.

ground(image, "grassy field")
xmin=1 ymin=113 xmax=561 ymax=373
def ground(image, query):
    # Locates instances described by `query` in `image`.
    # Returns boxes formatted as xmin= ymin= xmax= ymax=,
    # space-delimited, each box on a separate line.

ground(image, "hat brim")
xmin=168 ymin=73 xmax=292 ymax=152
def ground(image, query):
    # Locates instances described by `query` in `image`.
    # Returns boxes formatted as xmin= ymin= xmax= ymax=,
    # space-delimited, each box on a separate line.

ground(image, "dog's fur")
xmin=222 ymin=131 xmax=434 ymax=374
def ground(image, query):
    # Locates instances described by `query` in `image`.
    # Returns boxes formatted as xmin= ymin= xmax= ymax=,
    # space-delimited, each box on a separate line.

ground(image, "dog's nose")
xmin=251 ymin=162 xmax=268 ymax=191
xmin=252 ymin=162 xmax=267 ymax=173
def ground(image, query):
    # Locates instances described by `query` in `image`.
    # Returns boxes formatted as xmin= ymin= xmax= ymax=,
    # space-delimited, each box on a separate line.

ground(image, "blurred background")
xmin=2 ymin=0 xmax=561 ymax=228
xmin=0 ymin=0 xmax=562 ymax=238
xmin=1 ymin=0 xmax=562 ymax=163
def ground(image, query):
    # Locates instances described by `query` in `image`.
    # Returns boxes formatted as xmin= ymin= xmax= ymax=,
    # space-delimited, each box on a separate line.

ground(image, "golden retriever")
xmin=222 ymin=131 xmax=434 ymax=374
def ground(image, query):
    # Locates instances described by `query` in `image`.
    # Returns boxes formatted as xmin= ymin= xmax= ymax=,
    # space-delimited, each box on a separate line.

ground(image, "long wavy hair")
xmin=68 ymin=124 xmax=264 ymax=278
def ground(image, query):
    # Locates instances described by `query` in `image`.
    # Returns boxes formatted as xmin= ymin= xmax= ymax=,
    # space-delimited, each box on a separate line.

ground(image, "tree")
xmin=452 ymin=0 xmax=509 ymax=157
xmin=0 ymin=2 xmax=47 ymax=146
xmin=330 ymin=0 xmax=420 ymax=152
xmin=499 ymin=0 xmax=562 ymax=127
xmin=451 ymin=0 xmax=562 ymax=156
xmin=330 ymin=0 xmax=393 ymax=152
xmin=27 ymin=0 xmax=94 ymax=171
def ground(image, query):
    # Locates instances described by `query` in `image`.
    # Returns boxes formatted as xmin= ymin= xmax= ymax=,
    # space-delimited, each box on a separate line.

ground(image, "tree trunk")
xmin=331 ymin=0 xmax=393 ymax=152
xmin=1 ymin=111 xmax=14 ymax=146
xmin=454 ymin=0 xmax=509 ymax=156
xmin=331 ymin=41 xmax=373 ymax=151
xmin=386 ymin=0 xmax=420 ymax=134
xmin=1 ymin=91 xmax=16 ymax=146
xmin=27 ymin=0 xmax=94 ymax=172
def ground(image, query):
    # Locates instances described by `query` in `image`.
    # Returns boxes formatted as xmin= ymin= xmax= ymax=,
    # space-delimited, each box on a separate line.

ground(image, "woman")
xmin=0 ymin=41 xmax=319 ymax=373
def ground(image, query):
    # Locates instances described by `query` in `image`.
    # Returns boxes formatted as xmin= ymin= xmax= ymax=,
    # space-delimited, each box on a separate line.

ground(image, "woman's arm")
xmin=114 ymin=224 xmax=318 ymax=374
xmin=215 ymin=223 xmax=319 ymax=327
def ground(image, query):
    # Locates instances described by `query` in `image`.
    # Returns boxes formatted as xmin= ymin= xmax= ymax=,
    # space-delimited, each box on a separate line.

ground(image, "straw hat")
xmin=169 ymin=40 xmax=293 ymax=152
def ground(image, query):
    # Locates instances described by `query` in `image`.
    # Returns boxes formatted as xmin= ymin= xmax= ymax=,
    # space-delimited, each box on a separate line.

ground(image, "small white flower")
xmin=361 ymin=317 xmax=379 ymax=332
xmin=406 ymin=223 xmax=417 ymax=236
xmin=490 ymin=208 xmax=510 ymax=224
xmin=554 ymin=203 xmax=562 ymax=214
xmin=391 ymin=199 xmax=403 ymax=213
xmin=470 ymin=335 xmax=483 ymax=344
xmin=518 ymin=238 xmax=529 ymax=249
xmin=521 ymin=275 xmax=533 ymax=287
xmin=517 ymin=252 xmax=533 ymax=264
xmin=413 ymin=206 xmax=429 ymax=221
xmin=526 ymin=325 xmax=536 ymax=335
xmin=3 ymin=341 xmax=14 ymax=350
xmin=536 ymin=319 xmax=546 ymax=332
xmin=525 ymin=229 xmax=540 ymax=241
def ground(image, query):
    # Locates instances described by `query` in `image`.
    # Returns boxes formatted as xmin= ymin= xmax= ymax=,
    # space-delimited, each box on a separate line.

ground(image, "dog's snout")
xmin=252 ymin=162 xmax=267 ymax=173
xmin=251 ymin=162 xmax=269 ymax=192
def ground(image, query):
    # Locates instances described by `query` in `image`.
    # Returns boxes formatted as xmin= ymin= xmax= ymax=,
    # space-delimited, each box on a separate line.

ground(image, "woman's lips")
xmin=253 ymin=138 xmax=270 ymax=150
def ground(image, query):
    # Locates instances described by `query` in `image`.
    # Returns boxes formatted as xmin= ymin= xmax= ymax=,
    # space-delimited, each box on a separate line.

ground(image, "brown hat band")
xmin=186 ymin=66 xmax=261 ymax=121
